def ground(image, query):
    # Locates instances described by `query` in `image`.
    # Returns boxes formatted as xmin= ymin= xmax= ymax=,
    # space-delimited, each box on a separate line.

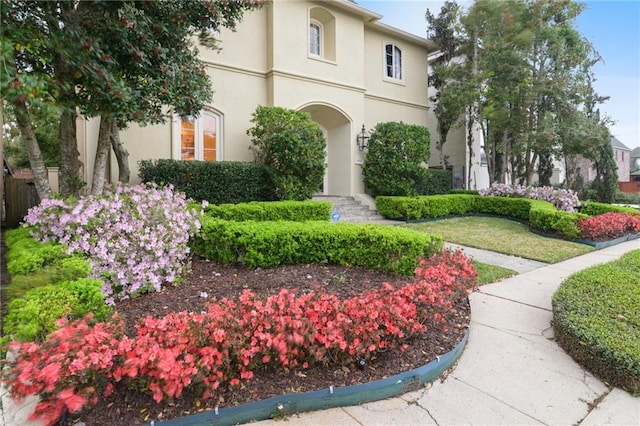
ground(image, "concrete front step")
xmin=312 ymin=195 xmax=382 ymax=221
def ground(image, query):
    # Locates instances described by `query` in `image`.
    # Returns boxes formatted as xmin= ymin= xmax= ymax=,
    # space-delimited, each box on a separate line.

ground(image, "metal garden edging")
xmin=149 ymin=331 xmax=468 ymax=426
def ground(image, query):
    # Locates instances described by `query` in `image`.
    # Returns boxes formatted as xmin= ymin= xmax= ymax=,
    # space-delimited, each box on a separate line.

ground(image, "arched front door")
xmin=298 ymin=103 xmax=352 ymax=196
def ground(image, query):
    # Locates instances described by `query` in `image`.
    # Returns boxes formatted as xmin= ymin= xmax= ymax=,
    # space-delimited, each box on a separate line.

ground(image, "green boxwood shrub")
xmin=552 ymin=250 xmax=640 ymax=393
xmin=6 ymin=229 xmax=71 ymax=276
xmin=6 ymin=255 xmax=93 ymax=301
xmin=247 ymin=106 xmax=326 ymax=201
xmin=192 ymin=217 xmax=443 ymax=275
xmin=2 ymin=278 xmax=112 ymax=345
xmin=363 ymin=121 xmax=431 ymax=196
xmin=138 ymin=159 xmax=273 ymax=204
xmin=198 ymin=200 xmax=332 ymax=222
xmin=579 ymin=201 xmax=638 ymax=216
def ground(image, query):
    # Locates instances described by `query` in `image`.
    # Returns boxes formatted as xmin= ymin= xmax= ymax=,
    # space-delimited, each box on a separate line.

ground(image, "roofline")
xmin=325 ymin=1 xmax=438 ymax=52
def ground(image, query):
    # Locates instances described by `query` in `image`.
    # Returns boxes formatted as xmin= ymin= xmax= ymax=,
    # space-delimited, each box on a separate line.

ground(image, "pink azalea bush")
xmin=24 ymin=183 xmax=201 ymax=303
xmin=479 ymin=183 xmax=580 ymax=212
xmin=578 ymin=212 xmax=640 ymax=241
xmin=2 ymin=250 xmax=476 ymax=425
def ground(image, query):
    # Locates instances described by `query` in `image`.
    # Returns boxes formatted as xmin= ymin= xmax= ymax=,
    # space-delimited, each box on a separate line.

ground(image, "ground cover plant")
xmin=552 ymin=250 xmax=640 ymax=393
xmin=404 ymin=216 xmax=593 ymax=263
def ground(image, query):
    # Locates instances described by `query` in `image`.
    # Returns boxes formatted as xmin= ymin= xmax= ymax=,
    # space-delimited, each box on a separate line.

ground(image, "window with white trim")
xmin=308 ymin=7 xmax=335 ymax=61
xmin=385 ymin=43 xmax=402 ymax=80
xmin=309 ymin=21 xmax=322 ymax=56
xmin=173 ymin=109 xmax=222 ymax=161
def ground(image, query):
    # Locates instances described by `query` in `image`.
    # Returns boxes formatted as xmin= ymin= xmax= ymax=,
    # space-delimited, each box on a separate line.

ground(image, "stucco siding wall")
xmin=198 ymin=8 xmax=268 ymax=73
xmin=363 ymin=29 xmax=428 ymax=108
xmin=111 ymin=121 xmax=172 ymax=184
xmin=270 ymin=2 xmax=365 ymax=88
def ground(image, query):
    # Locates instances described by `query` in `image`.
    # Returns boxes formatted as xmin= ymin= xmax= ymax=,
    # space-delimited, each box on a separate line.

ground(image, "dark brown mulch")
xmin=61 ymin=257 xmax=470 ymax=426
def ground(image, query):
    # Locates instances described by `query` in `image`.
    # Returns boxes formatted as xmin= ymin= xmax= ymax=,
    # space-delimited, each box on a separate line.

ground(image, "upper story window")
xmin=385 ymin=43 xmax=402 ymax=80
xmin=173 ymin=109 xmax=222 ymax=162
xmin=309 ymin=21 xmax=322 ymax=56
xmin=309 ymin=7 xmax=335 ymax=62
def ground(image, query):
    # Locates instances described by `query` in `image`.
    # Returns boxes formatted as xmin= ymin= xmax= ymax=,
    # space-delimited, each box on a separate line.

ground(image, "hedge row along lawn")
xmin=404 ymin=217 xmax=593 ymax=263
xmin=552 ymin=250 xmax=640 ymax=393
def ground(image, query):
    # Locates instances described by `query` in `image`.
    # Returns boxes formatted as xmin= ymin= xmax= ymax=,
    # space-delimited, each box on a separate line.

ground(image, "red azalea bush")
xmin=2 ymin=250 xmax=476 ymax=425
xmin=578 ymin=212 xmax=640 ymax=241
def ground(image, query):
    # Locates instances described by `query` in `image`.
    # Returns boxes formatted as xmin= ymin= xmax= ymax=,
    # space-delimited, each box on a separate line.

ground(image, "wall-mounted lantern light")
xmin=356 ymin=124 xmax=369 ymax=150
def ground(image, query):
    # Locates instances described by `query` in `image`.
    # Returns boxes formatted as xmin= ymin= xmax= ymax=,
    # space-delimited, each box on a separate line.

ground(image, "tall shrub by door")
xmin=363 ymin=122 xmax=431 ymax=196
xmin=247 ymin=106 xmax=327 ymax=200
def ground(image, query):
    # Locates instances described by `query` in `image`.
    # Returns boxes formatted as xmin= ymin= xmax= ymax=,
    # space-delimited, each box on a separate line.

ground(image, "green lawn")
xmin=405 ymin=216 xmax=594 ymax=263
xmin=474 ymin=261 xmax=517 ymax=285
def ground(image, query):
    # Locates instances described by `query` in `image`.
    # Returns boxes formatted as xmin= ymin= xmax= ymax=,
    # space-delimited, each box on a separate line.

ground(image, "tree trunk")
xmin=466 ymin=106 xmax=475 ymax=189
xmin=59 ymin=110 xmax=81 ymax=197
xmin=110 ymin=121 xmax=130 ymax=183
xmin=91 ymin=116 xmax=112 ymax=196
xmin=13 ymin=101 xmax=53 ymax=199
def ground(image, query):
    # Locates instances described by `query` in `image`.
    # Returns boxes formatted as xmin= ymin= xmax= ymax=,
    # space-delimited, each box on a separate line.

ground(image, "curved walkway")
xmin=251 ymin=240 xmax=640 ymax=426
xmin=2 ymin=241 xmax=639 ymax=426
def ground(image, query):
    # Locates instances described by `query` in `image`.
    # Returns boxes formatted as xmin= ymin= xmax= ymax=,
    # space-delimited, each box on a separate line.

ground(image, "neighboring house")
xmin=630 ymin=147 xmax=640 ymax=176
xmin=611 ymin=136 xmax=631 ymax=183
xmin=77 ymin=0 xmax=445 ymax=198
xmin=565 ymin=136 xmax=635 ymax=192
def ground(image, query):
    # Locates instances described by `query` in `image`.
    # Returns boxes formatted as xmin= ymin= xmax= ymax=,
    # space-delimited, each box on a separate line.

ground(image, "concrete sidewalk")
xmin=2 ymin=241 xmax=639 ymax=426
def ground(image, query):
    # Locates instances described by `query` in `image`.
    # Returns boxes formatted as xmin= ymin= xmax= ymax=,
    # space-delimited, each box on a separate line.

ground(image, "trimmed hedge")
xmin=195 ymin=200 xmax=332 ymax=222
xmin=192 ymin=218 xmax=443 ymax=275
xmin=375 ymin=194 xmax=603 ymax=240
xmin=5 ymin=228 xmax=73 ymax=276
xmin=414 ymin=168 xmax=452 ymax=195
xmin=138 ymin=159 xmax=274 ymax=204
xmin=552 ymin=250 xmax=640 ymax=393
xmin=579 ymin=201 xmax=638 ymax=216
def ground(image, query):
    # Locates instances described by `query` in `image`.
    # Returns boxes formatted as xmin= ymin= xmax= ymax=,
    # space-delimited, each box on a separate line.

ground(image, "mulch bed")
xmin=56 ymin=256 xmax=470 ymax=425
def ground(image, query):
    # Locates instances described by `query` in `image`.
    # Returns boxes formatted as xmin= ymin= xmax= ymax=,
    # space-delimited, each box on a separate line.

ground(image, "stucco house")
xmin=74 ymin=0 xmax=489 ymax=198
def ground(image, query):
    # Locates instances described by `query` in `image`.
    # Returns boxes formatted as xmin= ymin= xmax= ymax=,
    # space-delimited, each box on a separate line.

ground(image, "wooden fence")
xmin=3 ymin=175 xmax=40 ymax=228
xmin=619 ymin=182 xmax=640 ymax=193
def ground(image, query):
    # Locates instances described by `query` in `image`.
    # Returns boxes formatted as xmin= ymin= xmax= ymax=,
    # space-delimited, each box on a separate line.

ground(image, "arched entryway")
xmin=298 ymin=103 xmax=352 ymax=196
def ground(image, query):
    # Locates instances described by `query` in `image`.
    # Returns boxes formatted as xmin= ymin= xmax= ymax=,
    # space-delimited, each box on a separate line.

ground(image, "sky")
xmin=357 ymin=0 xmax=640 ymax=149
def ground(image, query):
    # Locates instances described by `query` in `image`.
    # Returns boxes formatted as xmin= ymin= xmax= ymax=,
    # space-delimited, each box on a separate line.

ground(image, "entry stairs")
xmin=312 ymin=195 xmax=386 ymax=223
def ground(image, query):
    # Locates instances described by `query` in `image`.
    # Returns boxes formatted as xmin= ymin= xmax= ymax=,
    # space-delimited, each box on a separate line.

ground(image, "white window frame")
xmin=309 ymin=20 xmax=323 ymax=57
xmin=172 ymin=109 xmax=223 ymax=161
xmin=384 ymin=43 xmax=403 ymax=81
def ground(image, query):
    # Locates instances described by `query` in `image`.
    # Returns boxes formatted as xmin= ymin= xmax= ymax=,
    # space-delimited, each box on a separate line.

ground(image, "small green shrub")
xmin=138 ymin=159 xmax=273 ymax=204
xmin=414 ymin=168 xmax=451 ymax=195
xmin=449 ymin=189 xmax=479 ymax=195
xmin=200 ymin=200 xmax=332 ymax=222
xmin=193 ymin=218 xmax=443 ymax=275
xmin=579 ymin=201 xmax=638 ymax=216
xmin=363 ymin=122 xmax=431 ymax=196
xmin=247 ymin=106 xmax=326 ymax=201
xmin=552 ymin=250 xmax=640 ymax=393
xmin=2 ymin=278 xmax=112 ymax=345
xmin=6 ymin=233 xmax=71 ymax=276
xmin=6 ymin=255 xmax=92 ymax=301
